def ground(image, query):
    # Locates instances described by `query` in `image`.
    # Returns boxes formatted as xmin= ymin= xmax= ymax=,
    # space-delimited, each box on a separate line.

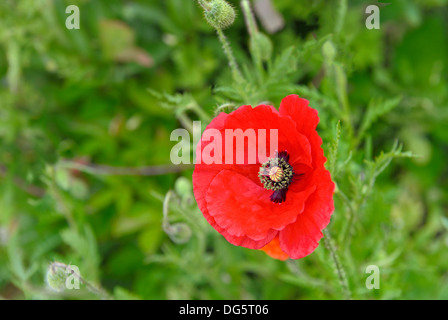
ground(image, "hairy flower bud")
xmin=46 ymin=262 xmax=68 ymax=292
xmin=203 ymin=0 xmax=236 ymax=30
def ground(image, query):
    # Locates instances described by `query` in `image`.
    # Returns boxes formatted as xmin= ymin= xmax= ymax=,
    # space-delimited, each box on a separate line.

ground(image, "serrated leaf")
xmin=358 ymin=96 xmax=402 ymax=141
xmin=363 ymin=141 xmax=417 ymax=196
xmin=267 ymin=46 xmax=297 ymax=82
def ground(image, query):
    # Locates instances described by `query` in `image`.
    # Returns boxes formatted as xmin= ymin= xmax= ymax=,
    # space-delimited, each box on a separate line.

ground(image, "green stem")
xmin=192 ymin=104 xmax=212 ymax=123
xmin=323 ymin=229 xmax=352 ymax=300
xmin=241 ymin=0 xmax=264 ymax=78
xmin=178 ymin=112 xmax=194 ymax=133
xmin=337 ymin=189 xmax=356 ymax=244
xmin=7 ymin=41 xmax=21 ymax=93
xmin=216 ymin=28 xmax=244 ymax=83
xmin=241 ymin=0 xmax=258 ymax=36
xmin=334 ymin=64 xmax=354 ymax=142
xmin=335 ymin=0 xmax=347 ymax=35
xmin=49 ymin=168 xmax=77 ymax=230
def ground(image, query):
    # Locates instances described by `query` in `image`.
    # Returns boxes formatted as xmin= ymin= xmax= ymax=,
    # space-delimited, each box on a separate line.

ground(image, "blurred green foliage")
xmin=0 ymin=0 xmax=447 ymax=300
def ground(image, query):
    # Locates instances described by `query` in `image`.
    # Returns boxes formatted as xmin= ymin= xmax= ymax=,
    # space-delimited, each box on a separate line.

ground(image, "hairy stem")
xmin=216 ymin=28 xmax=244 ymax=83
xmin=323 ymin=229 xmax=352 ymax=300
xmin=241 ymin=0 xmax=264 ymax=77
xmin=337 ymin=188 xmax=356 ymax=243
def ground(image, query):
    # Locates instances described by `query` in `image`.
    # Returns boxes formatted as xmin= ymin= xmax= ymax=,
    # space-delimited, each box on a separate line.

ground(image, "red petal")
xmin=279 ymin=168 xmax=335 ymax=259
xmin=206 ymin=170 xmax=316 ymax=241
xmin=194 ymin=111 xmax=281 ymax=249
xmin=279 ymin=95 xmax=326 ymax=169
xmin=193 ymin=111 xmax=229 ymax=226
xmin=279 ymin=95 xmax=319 ymax=136
xmin=193 ymin=102 xmax=330 ymax=252
xmin=194 ymin=168 xmax=278 ymax=249
xmin=219 ymin=104 xmax=312 ymax=167
xmin=221 ymin=228 xmax=278 ymax=249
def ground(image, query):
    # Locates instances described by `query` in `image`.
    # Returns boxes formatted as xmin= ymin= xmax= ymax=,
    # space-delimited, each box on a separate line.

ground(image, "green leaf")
xmin=113 ymin=286 xmax=142 ymax=300
xmin=364 ymin=141 xmax=416 ymax=193
xmin=358 ymin=96 xmax=402 ymax=141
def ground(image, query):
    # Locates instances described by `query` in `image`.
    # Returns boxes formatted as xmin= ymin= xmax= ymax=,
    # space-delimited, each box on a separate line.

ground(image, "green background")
xmin=0 ymin=0 xmax=447 ymax=300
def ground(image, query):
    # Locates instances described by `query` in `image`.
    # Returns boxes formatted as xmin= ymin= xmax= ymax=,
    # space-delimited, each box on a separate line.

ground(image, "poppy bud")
xmin=46 ymin=262 xmax=68 ymax=292
xmin=250 ymin=32 xmax=273 ymax=62
xmin=175 ymin=177 xmax=192 ymax=200
xmin=322 ymin=40 xmax=337 ymax=64
xmin=203 ymin=0 xmax=236 ymax=30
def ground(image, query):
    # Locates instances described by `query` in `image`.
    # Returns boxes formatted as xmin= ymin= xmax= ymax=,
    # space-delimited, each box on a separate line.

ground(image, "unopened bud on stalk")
xmin=250 ymin=32 xmax=273 ymax=62
xmin=322 ymin=40 xmax=337 ymax=64
xmin=46 ymin=262 xmax=68 ymax=292
xmin=201 ymin=0 xmax=236 ymax=30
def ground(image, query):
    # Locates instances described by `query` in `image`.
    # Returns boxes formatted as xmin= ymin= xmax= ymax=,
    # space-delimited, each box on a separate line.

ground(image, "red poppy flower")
xmin=192 ymin=95 xmax=335 ymax=260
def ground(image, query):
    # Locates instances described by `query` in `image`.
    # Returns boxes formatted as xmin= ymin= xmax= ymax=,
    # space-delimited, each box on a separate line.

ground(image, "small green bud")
xmin=46 ymin=262 xmax=68 ymax=292
xmin=322 ymin=40 xmax=337 ymax=64
xmin=250 ymin=32 xmax=273 ymax=62
xmin=203 ymin=0 xmax=236 ymax=30
xmin=174 ymin=177 xmax=192 ymax=198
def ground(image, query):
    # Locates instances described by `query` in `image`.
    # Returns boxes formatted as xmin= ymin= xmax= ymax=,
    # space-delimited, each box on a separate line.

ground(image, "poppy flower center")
xmin=258 ymin=151 xmax=294 ymax=204
xmin=268 ymin=166 xmax=284 ymax=182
